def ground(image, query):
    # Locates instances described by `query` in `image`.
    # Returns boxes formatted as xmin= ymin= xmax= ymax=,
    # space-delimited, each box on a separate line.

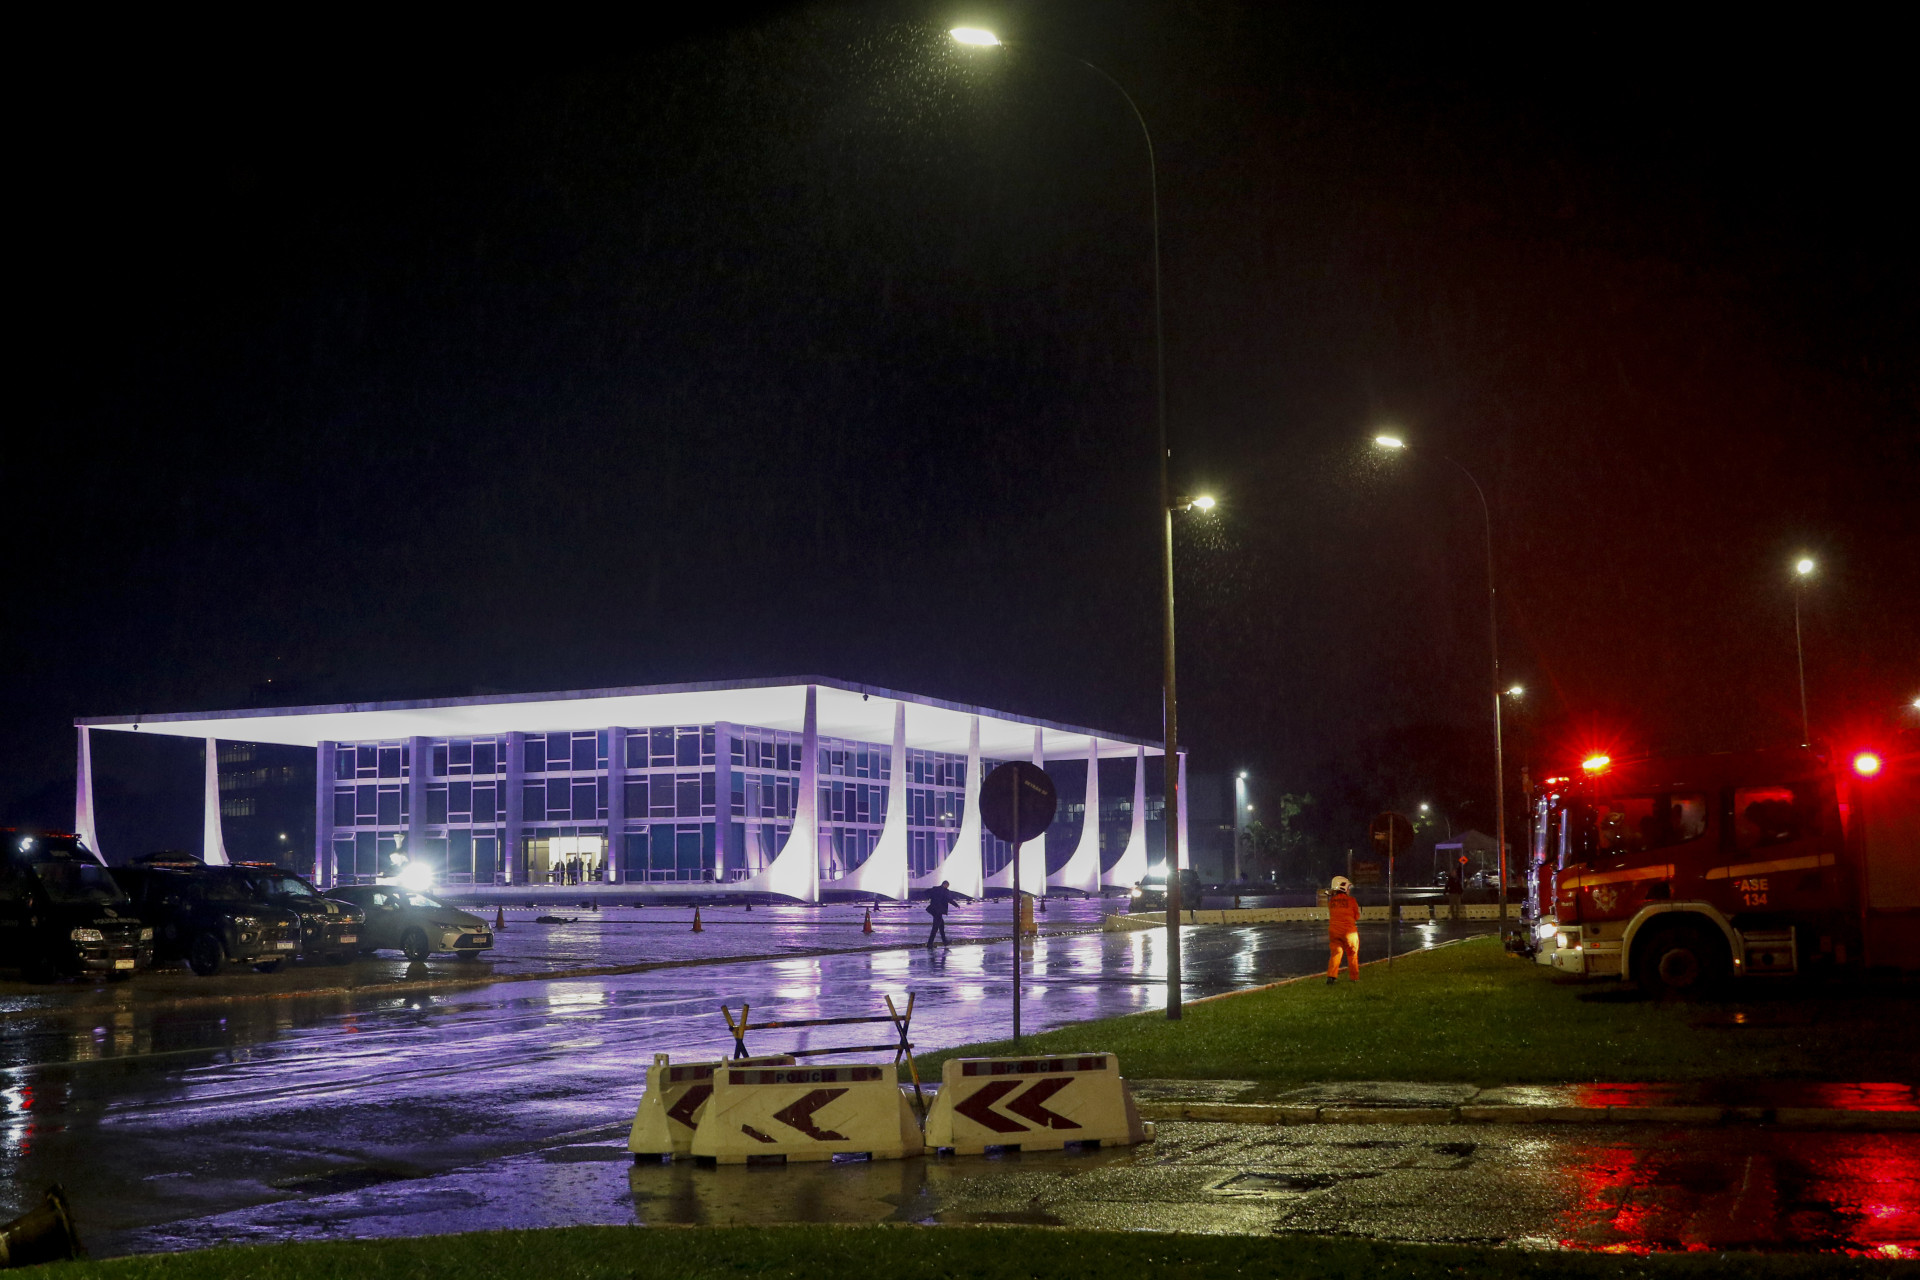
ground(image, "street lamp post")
xmin=951 ymin=26 xmax=1192 ymax=1019
xmin=1373 ymin=435 xmax=1512 ymax=933
xmin=1792 ymin=557 xmax=1815 ymax=745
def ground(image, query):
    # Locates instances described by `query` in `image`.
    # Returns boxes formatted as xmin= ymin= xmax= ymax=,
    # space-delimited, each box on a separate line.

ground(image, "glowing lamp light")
xmin=1506 ymin=685 xmax=1525 ymax=698
xmin=949 ymin=26 xmax=1001 ymax=46
xmin=396 ymin=859 xmax=438 ymax=891
xmin=1190 ymin=494 xmax=1216 ymax=511
xmin=1794 ymin=557 xmax=1816 ymax=576
xmin=1580 ymin=755 xmax=1612 ymax=773
xmin=1373 ymin=434 xmax=1406 ymax=450
xmin=1853 ymin=751 xmax=1884 ymax=778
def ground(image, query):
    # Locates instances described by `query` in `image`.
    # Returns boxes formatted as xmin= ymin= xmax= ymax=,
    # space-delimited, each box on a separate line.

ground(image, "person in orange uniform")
xmin=1327 ymin=875 xmax=1361 ymax=984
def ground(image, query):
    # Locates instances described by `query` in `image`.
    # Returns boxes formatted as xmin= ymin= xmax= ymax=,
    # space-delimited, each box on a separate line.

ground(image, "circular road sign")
xmin=1368 ymin=811 xmax=1416 ymax=862
xmin=979 ymin=761 xmax=1058 ymax=845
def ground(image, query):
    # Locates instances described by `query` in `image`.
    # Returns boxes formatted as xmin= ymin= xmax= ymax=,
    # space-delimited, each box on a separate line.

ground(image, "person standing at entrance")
xmin=1327 ymin=875 xmax=1361 ymax=984
xmin=925 ymin=880 xmax=954 ymax=947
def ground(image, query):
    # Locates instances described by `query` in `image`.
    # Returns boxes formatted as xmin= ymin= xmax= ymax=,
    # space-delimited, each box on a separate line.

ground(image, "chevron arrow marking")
xmin=773 ymin=1088 xmax=850 ymax=1141
xmin=1005 ymin=1077 xmax=1081 ymax=1130
xmin=952 ymin=1079 xmax=1027 ymax=1133
xmin=664 ymin=1084 xmax=711 ymax=1130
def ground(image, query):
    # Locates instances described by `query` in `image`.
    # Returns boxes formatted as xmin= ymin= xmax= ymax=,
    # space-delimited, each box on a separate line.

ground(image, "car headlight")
xmin=70 ymin=928 xmax=105 ymax=943
xmin=140 ymin=927 xmax=155 ymax=941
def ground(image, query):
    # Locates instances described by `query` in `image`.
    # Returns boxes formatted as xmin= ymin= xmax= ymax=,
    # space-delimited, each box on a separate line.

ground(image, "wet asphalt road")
xmin=6 ymin=912 xmax=1912 ymax=1259
xmin=3 ymin=912 xmax=1473 ymax=1254
xmin=133 ymin=1121 xmax=1920 ymax=1258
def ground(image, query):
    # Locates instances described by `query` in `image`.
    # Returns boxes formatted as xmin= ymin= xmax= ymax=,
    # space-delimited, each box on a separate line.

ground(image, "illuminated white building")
xmin=75 ymin=678 xmax=1185 ymax=900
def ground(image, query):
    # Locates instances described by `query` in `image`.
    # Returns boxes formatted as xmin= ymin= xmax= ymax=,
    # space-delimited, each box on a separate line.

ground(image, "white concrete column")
xmin=1102 ymin=746 xmax=1150 ymax=888
xmin=606 ymin=726 xmax=628 ymax=884
xmin=74 ymin=726 xmax=104 ymax=864
xmin=1048 ymin=738 xmax=1102 ymax=895
xmin=825 ymin=701 xmax=909 ymax=900
xmin=315 ymin=741 xmax=336 ymax=886
xmin=406 ymin=735 xmax=431 ymax=874
xmin=737 ymin=685 xmax=820 ymax=901
xmin=504 ymin=732 xmax=527 ymax=884
xmin=202 ymin=738 xmax=229 ymax=865
xmin=1021 ymin=728 xmax=1049 ymax=892
xmin=914 ymin=715 xmax=983 ymax=897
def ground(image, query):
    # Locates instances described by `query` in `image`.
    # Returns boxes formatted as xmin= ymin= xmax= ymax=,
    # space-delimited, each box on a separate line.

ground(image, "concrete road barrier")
xmin=689 ymin=1062 xmax=924 ymax=1164
xmin=923 ymin=1053 xmax=1154 ymax=1156
xmin=629 ymin=1052 xmax=796 ymax=1159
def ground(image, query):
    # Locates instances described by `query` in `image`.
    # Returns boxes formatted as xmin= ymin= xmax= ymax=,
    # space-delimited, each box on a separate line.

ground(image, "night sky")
xmin=11 ymin=2 xmax=1916 ymax=853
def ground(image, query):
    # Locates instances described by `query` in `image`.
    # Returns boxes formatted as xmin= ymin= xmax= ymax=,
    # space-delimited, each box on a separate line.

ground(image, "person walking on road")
xmin=1327 ymin=875 xmax=1361 ymax=984
xmin=925 ymin=879 xmax=955 ymax=947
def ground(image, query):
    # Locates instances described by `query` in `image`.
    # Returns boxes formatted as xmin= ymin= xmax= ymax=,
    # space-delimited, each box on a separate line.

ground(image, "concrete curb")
xmin=1135 ymin=1100 xmax=1920 ymax=1130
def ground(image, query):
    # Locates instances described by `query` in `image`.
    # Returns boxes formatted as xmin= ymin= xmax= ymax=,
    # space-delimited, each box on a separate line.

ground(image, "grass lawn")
xmin=43 ymin=1226 xmax=1904 ymax=1279
xmin=915 ymin=937 xmax=1920 ymax=1085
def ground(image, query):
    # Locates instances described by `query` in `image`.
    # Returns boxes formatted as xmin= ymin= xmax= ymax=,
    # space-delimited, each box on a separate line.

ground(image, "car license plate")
xmin=276 ymin=940 xmax=297 ymax=950
xmin=339 ymin=934 xmax=357 ymax=943
xmin=115 ymin=958 xmax=136 ymax=969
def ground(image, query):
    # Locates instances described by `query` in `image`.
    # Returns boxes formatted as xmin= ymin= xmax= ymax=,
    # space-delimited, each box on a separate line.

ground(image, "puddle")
xmin=278 ymin=1166 xmax=418 ymax=1196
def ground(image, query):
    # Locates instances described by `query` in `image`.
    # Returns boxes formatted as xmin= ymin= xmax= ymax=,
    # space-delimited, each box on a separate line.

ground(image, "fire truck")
xmin=1521 ymin=733 xmax=1918 ymax=995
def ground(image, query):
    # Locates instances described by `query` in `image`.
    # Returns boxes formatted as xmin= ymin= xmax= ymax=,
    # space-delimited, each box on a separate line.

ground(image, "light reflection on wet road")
xmin=11 ymin=915 xmax=1910 ymax=1259
xmin=3 ymin=918 xmax=1472 ymax=1254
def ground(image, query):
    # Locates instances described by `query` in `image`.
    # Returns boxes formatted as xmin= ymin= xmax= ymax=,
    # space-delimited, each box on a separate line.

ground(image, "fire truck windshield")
xmin=1587 ymin=791 xmax=1709 ymax=856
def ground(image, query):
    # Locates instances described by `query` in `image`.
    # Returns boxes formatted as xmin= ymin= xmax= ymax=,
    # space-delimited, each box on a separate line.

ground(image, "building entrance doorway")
xmin=527 ymin=835 xmax=605 ymax=884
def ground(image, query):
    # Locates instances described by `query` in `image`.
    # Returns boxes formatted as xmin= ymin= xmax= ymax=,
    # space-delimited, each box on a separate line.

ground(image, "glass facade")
xmin=317 ymin=721 xmax=1099 ymax=887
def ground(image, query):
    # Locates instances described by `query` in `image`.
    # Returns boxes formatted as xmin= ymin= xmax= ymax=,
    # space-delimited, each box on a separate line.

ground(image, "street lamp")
xmin=1372 ymin=432 xmax=1512 ymax=934
xmin=1233 ymin=770 xmax=1250 ymax=884
xmin=1792 ymin=556 xmax=1816 ymax=744
xmin=953 ymin=26 xmax=1191 ymax=1019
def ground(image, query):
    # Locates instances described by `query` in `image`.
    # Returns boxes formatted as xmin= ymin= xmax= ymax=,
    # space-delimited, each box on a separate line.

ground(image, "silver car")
xmin=329 ymin=886 xmax=494 ymax=961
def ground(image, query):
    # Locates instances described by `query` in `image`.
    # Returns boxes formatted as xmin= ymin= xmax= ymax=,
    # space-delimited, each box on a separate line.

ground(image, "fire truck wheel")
xmin=1635 ymin=922 xmax=1727 ymax=998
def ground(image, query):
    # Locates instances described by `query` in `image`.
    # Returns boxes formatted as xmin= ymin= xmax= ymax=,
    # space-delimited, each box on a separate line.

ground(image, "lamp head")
xmin=1373 ymin=434 xmax=1406 ymax=450
xmin=1794 ymin=556 xmax=1816 ymax=577
xmin=1191 ymin=494 xmax=1216 ymax=511
xmin=1506 ymin=685 xmax=1525 ymax=698
xmin=949 ymin=26 xmax=1001 ymax=46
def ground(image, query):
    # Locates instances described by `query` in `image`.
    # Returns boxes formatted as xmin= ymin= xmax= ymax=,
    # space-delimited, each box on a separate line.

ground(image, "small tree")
xmin=1242 ymin=792 xmax=1314 ymax=884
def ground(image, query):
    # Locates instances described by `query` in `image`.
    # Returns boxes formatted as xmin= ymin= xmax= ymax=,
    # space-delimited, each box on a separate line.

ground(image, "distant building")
xmin=76 ymin=678 xmax=1187 ymax=900
xmin=215 ymin=741 xmax=311 ymax=866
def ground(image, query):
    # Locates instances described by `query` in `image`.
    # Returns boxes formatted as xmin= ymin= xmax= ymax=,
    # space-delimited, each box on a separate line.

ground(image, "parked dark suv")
xmin=110 ymin=855 xmax=301 ymax=976
xmin=0 ymin=829 xmax=153 ymax=981
xmin=228 ymin=862 xmax=364 ymax=962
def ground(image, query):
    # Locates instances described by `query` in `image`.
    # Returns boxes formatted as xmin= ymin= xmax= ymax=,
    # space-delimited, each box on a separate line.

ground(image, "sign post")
xmin=1369 ymin=811 xmax=1414 ymax=967
xmin=980 ymin=762 xmax=1057 ymax=1048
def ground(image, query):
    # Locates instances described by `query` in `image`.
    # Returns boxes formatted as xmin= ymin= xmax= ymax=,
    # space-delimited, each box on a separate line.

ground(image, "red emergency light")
xmin=1852 ymin=751 xmax=1883 ymax=778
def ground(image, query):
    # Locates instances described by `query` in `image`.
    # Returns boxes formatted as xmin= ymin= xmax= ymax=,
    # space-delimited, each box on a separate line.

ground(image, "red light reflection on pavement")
xmin=1558 ymin=1130 xmax=1920 ymax=1257
xmin=2 ymin=1084 xmax=34 ymax=1157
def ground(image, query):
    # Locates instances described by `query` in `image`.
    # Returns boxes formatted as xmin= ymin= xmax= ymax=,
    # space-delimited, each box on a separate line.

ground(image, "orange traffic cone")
xmin=494 ymin=906 xmax=507 ymax=930
xmin=691 ymin=907 xmax=704 ymax=933
xmin=861 ymin=907 xmax=874 ymax=934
